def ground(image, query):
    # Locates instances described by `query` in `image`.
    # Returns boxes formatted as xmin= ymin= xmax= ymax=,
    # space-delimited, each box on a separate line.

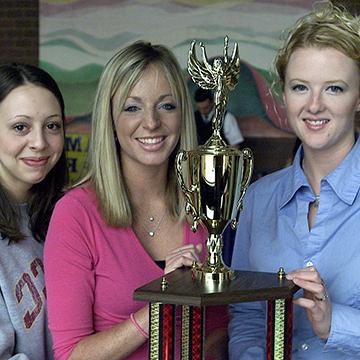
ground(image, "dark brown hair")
xmin=0 ymin=63 xmax=68 ymax=242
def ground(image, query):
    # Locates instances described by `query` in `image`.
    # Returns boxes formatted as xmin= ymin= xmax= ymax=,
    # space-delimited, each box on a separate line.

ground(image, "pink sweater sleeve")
xmin=44 ymin=194 xmax=96 ymax=360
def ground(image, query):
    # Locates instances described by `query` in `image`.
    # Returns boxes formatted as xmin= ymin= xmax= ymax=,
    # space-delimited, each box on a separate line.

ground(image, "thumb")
xmin=195 ymin=243 xmax=202 ymax=253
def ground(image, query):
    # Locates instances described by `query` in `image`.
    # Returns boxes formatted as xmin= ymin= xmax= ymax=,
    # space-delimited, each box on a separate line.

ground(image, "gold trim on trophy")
xmin=176 ymin=37 xmax=254 ymax=284
xmin=149 ymin=303 xmax=160 ymax=360
xmin=274 ymin=299 xmax=286 ymax=360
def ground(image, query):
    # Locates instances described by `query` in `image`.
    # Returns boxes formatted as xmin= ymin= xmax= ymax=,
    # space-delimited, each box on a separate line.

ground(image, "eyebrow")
xmin=9 ymin=113 xmax=62 ymax=121
xmin=289 ymin=78 xmax=348 ymax=85
xmin=127 ymin=93 xmax=174 ymax=102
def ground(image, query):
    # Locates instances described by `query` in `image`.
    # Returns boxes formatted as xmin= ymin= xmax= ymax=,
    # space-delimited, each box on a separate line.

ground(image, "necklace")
xmin=134 ymin=209 xmax=167 ymax=239
xmin=133 ymin=208 xmax=167 ymax=239
xmin=311 ymin=195 xmax=320 ymax=208
xmin=148 ymin=212 xmax=166 ymax=237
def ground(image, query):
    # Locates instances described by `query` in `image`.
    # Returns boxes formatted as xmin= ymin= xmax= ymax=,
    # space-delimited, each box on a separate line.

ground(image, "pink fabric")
xmin=44 ymin=187 xmax=228 ymax=360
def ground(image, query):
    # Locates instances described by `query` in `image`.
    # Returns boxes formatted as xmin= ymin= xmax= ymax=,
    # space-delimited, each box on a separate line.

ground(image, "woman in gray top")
xmin=0 ymin=63 xmax=68 ymax=359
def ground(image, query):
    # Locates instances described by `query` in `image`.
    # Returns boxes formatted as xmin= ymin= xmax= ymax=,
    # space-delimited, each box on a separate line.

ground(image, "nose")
xmin=142 ymin=109 xmax=161 ymax=130
xmin=29 ymin=128 xmax=47 ymax=151
xmin=307 ymin=91 xmax=325 ymax=114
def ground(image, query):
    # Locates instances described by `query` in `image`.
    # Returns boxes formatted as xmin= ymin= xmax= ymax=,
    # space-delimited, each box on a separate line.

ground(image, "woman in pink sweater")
xmin=44 ymin=41 xmax=228 ymax=360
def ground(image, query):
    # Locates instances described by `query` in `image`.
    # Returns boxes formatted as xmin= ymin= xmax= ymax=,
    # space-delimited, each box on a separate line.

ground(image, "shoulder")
xmin=224 ymin=111 xmax=237 ymax=122
xmin=245 ymin=166 xmax=292 ymax=203
xmin=50 ymin=185 xmax=102 ymax=227
xmin=56 ymin=186 xmax=97 ymax=210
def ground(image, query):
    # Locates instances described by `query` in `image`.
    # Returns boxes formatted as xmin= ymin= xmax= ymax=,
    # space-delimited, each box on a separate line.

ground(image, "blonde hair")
xmin=274 ymin=1 xmax=360 ymax=92
xmin=80 ymin=41 xmax=197 ymax=226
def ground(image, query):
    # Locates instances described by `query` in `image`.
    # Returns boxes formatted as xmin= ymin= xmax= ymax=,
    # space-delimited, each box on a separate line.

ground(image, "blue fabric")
xmin=222 ymin=225 xmax=236 ymax=267
xmin=229 ymin=137 xmax=360 ymax=359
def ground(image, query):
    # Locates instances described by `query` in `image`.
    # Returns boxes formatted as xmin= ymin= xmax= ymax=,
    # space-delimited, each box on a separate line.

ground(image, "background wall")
xmin=0 ymin=0 xmax=39 ymax=65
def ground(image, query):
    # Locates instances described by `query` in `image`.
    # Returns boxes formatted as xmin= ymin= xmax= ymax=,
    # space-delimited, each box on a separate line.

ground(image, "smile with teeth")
xmin=137 ymin=136 xmax=164 ymax=144
xmin=304 ymin=118 xmax=329 ymax=126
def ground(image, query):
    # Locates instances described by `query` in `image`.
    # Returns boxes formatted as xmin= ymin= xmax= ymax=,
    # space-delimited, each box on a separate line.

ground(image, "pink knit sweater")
xmin=44 ymin=187 xmax=228 ymax=360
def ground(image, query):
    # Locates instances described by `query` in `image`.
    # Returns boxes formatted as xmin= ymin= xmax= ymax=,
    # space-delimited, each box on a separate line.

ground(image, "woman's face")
xmin=283 ymin=47 xmax=360 ymax=156
xmin=112 ymin=64 xmax=181 ymax=173
xmin=0 ymin=84 xmax=64 ymax=201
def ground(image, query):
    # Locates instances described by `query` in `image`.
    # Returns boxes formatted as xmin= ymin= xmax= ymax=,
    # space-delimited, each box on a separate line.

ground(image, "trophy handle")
xmin=175 ymin=150 xmax=200 ymax=232
xmin=231 ymin=147 xmax=254 ymax=229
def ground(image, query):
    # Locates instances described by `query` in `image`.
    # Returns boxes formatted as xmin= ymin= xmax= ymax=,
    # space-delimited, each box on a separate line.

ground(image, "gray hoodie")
xmin=0 ymin=206 xmax=53 ymax=360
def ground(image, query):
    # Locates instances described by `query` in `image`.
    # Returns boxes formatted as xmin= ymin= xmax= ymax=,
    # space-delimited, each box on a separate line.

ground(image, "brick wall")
xmin=0 ymin=0 xmax=39 ymax=65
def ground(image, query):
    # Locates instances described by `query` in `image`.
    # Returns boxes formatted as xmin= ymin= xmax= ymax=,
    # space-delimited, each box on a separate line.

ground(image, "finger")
xmin=168 ymin=244 xmax=199 ymax=258
xmin=166 ymin=251 xmax=199 ymax=269
xmin=164 ymin=247 xmax=201 ymax=274
xmin=287 ymin=265 xmax=316 ymax=277
xmin=164 ymin=256 xmax=195 ymax=274
xmin=292 ymin=277 xmax=329 ymax=305
xmin=286 ymin=266 xmax=321 ymax=282
xmin=293 ymin=297 xmax=317 ymax=310
xmin=176 ymin=246 xmax=201 ymax=262
xmin=293 ymin=297 xmax=330 ymax=322
xmin=291 ymin=277 xmax=323 ymax=296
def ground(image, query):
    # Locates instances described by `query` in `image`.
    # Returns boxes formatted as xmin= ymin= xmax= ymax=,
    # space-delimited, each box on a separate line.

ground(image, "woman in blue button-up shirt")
xmin=229 ymin=2 xmax=360 ymax=359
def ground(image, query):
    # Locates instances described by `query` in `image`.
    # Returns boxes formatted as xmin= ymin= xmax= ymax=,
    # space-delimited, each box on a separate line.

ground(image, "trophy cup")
xmin=134 ymin=37 xmax=299 ymax=360
xmin=176 ymin=35 xmax=253 ymax=284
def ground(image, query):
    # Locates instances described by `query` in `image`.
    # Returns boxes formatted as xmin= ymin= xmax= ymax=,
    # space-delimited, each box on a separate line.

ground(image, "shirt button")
xmin=301 ymin=343 xmax=309 ymax=351
xmin=305 ymin=261 xmax=313 ymax=267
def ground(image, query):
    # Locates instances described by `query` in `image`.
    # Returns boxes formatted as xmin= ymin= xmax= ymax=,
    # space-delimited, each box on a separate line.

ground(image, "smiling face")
xmin=0 ymin=84 xmax=64 ymax=201
xmin=283 ymin=47 xmax=360 ymax=157
xmin=112 ymin=64 xmax=181 ymax=174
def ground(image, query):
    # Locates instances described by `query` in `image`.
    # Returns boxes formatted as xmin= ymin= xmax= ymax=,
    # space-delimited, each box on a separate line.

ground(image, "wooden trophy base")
xmin=134 ymin=268 xmax=300 ymax=360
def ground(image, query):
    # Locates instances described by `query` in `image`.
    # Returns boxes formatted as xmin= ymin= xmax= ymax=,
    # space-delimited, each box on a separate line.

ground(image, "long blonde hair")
xmin=80 ymin=41 xmax=197 ymax=227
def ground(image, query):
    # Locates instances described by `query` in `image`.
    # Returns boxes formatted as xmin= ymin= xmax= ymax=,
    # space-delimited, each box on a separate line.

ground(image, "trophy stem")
xmin=205 ymin=233 xmax=223 ymax=269
xmin=193 ymin=233 xmax=234 ymax=283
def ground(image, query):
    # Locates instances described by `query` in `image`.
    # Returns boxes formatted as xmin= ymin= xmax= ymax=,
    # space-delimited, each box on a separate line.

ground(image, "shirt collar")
xmin=280 ymin=135 xmax=360 ymax=208
xmin=279 ymin=146 xmax=308 ymax=209
xmin=325 ymin=135 xmax=360 ymax=205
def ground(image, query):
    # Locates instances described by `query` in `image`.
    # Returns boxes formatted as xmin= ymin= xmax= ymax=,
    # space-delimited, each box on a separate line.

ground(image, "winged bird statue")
xmin=188 ymin=36 xmax=240 ymax=137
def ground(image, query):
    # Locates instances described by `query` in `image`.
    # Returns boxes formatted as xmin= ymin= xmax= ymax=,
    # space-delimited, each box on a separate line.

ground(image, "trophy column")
xmin=148 ymin=303 xmax=176 ymax=359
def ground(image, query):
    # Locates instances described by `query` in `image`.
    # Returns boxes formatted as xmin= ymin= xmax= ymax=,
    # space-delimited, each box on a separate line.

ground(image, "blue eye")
xmin=291 ymin=84 xmax=307 ymax=92
xmin=124 ymin=105 xmax=140 ymax=112
xmin=160 ymin=103 xmax=176 ymax=111
xmin=326 ymin=85 xmax=343 ymax=93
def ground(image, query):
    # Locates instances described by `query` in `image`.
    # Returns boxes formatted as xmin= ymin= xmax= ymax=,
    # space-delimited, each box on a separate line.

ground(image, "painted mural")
xmin=40 ymin=0 xmax=313 ymax=181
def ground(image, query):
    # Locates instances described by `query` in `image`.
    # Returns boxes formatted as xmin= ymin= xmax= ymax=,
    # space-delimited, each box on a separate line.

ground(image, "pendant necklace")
xmin=147 ymin=211 xmax=166 ymax=238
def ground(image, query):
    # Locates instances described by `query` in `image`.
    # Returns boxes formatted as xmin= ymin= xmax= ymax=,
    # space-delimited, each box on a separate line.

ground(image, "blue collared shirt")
xmin=229 ymin=137 xmax=360 ymax=359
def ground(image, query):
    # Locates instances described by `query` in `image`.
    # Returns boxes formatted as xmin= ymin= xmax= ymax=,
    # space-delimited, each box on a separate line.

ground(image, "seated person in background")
xmin=229 ymin=2 xmax=360 ymax=359
xmin=0 ymin=63 xmax=68 ymax=359
xmin=44 ymin=41 xmax=228 ymax=360
xmin=194 ymin=88 xmax=244 ymax=146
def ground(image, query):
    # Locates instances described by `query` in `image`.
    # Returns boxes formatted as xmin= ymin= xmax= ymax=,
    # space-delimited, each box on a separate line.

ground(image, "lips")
xmin=137 ymin=136 xmax=165 ymax=145
xmin=303 ymin=118 xmax=329 ymax=130
xmin=21 ymin=157 xmax=50 ymax=167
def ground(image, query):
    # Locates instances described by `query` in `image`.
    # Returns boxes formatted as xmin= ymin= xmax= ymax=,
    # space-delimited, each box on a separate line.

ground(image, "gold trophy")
xmin=176 ymin=36 xmax=253 ymax=283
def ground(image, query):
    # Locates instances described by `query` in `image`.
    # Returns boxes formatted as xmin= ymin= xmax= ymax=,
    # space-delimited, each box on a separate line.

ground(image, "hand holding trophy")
xmin=176 ymin=36 xmax=253 ymax=283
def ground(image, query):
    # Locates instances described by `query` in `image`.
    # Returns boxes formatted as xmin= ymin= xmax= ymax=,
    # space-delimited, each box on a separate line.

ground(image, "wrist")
xmin=130 ymin=312 xmax=149 ymax=338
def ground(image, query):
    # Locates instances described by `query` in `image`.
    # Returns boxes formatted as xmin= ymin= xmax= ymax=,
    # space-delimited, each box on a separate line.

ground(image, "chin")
xmin=29 ymin=174 xmax=48 ymax=185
